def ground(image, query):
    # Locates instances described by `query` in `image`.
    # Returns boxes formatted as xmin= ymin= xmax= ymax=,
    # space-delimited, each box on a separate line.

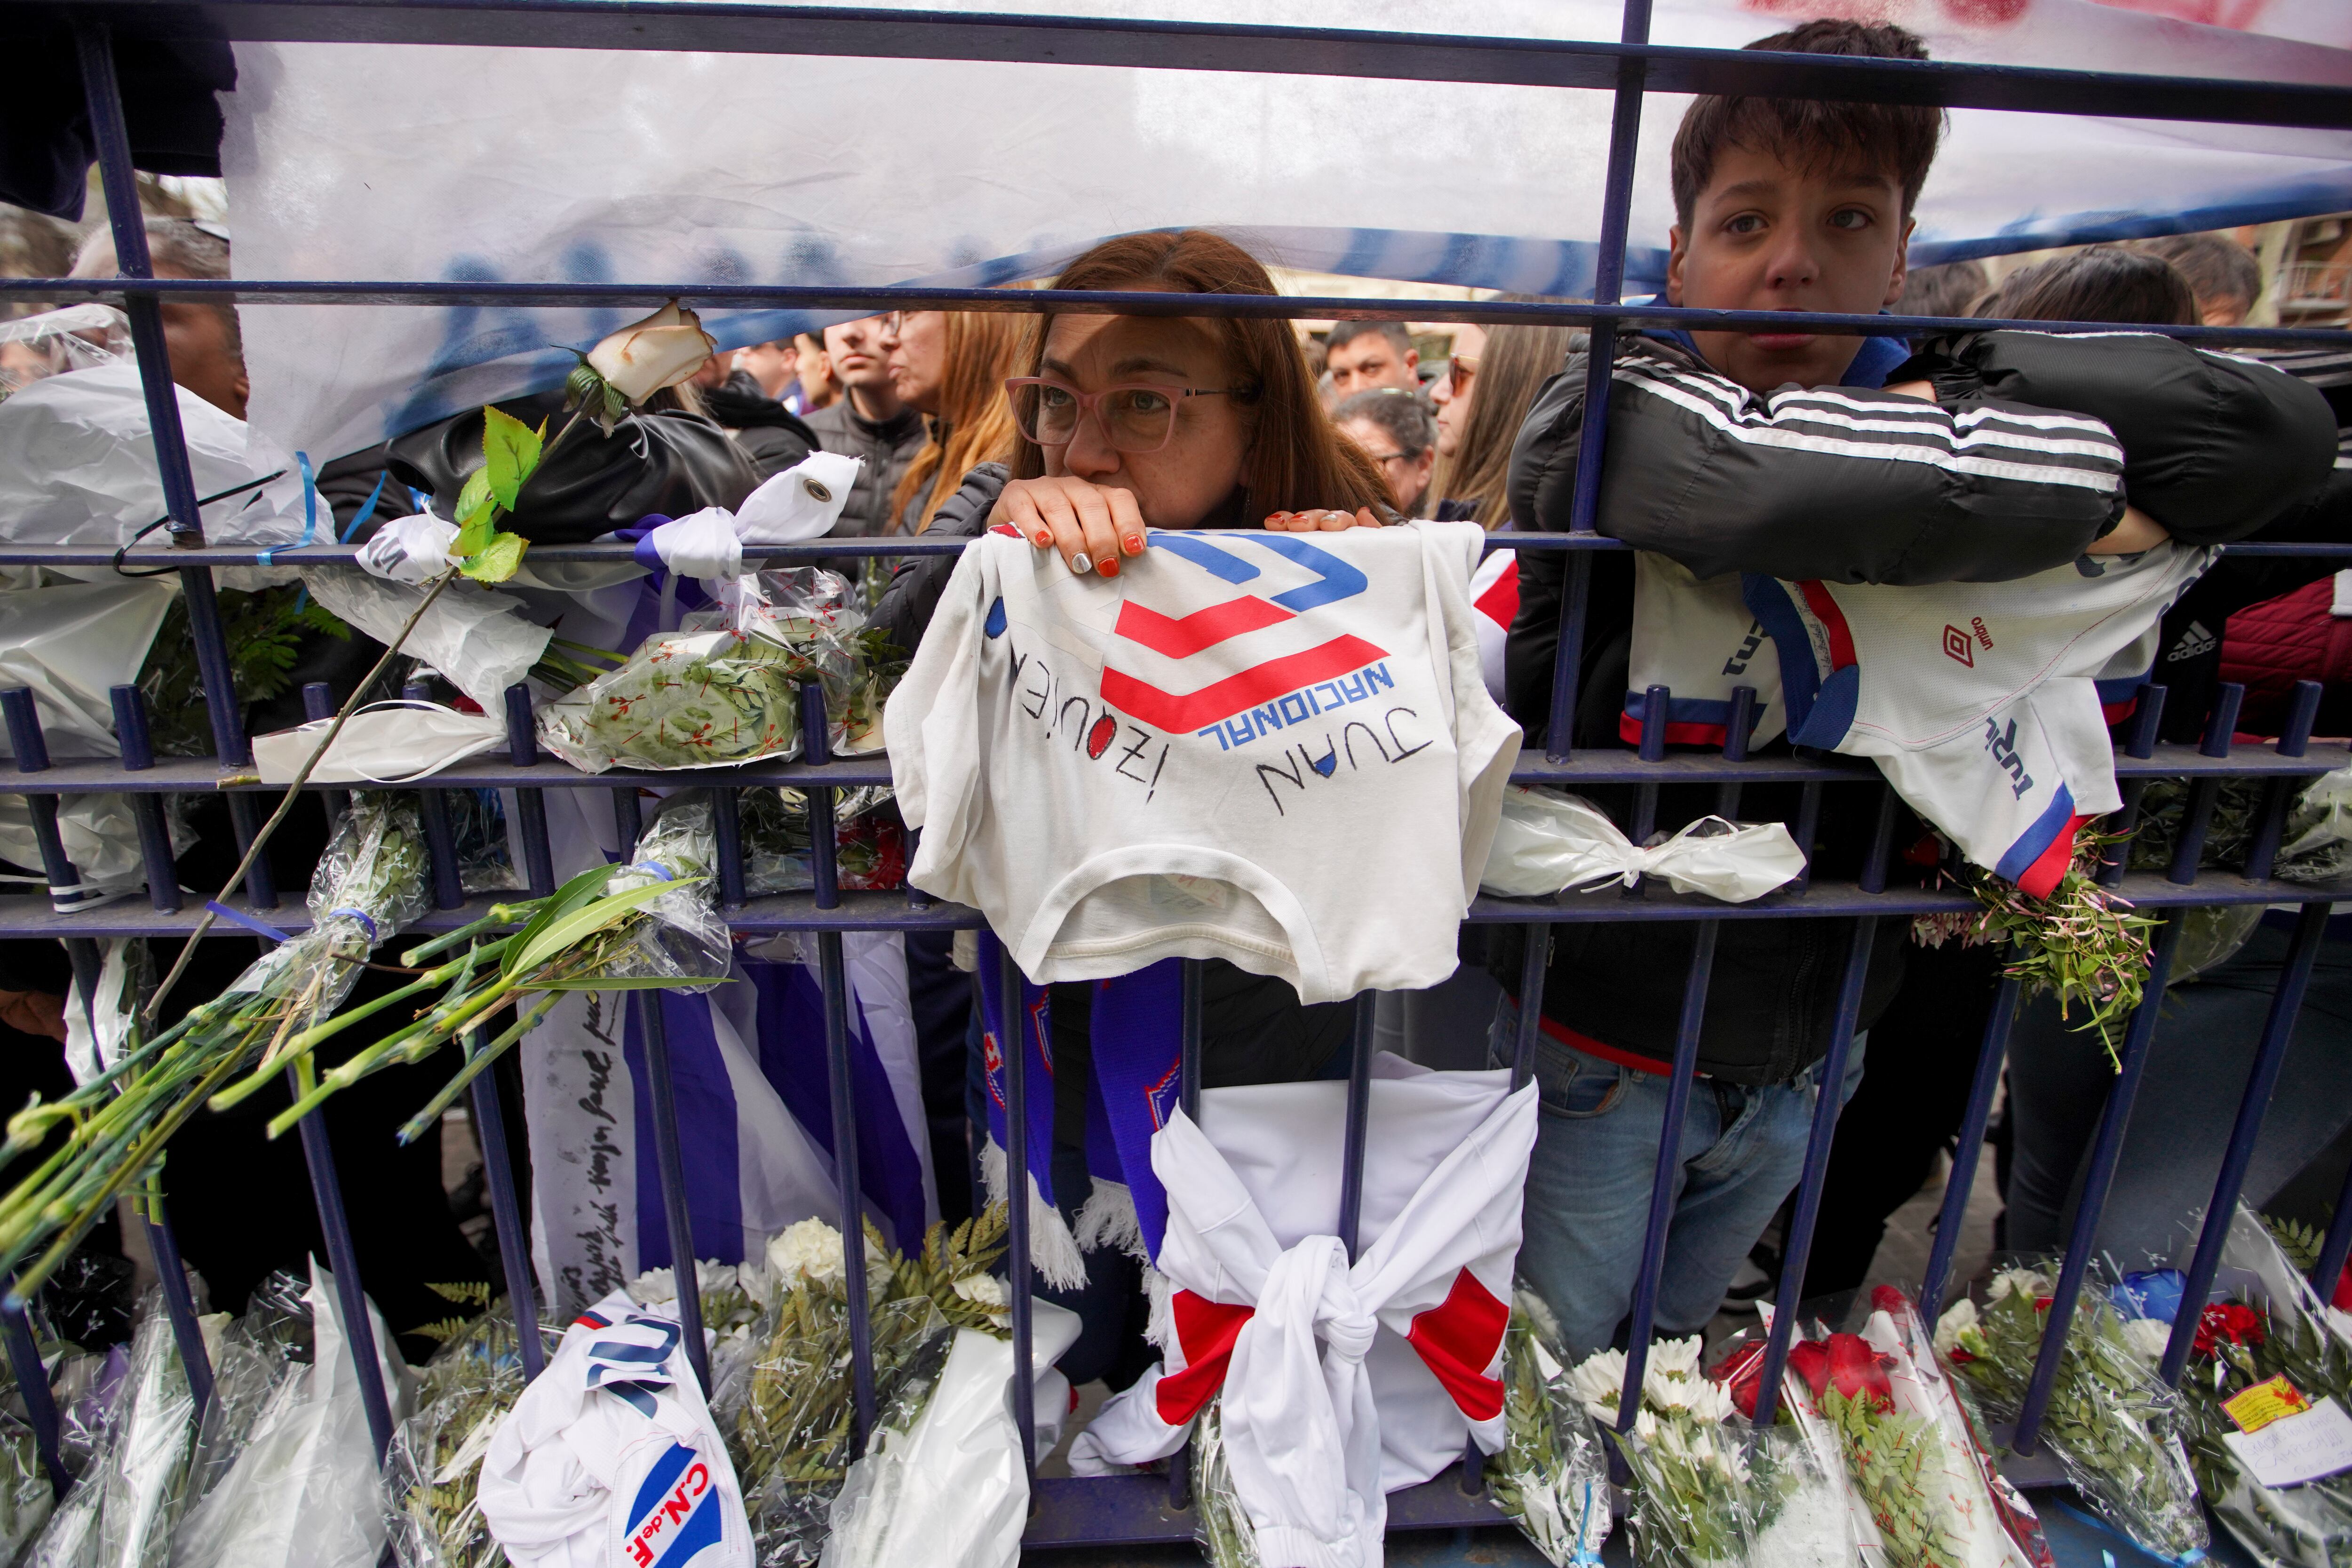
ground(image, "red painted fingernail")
xmin=1034 ymin=531 xmax=1051 ymax=547
xmin=1100 ymin=557 xmax=1119 ymax=577
xmin=1123 ymin=535 xmax=1144 ymax=554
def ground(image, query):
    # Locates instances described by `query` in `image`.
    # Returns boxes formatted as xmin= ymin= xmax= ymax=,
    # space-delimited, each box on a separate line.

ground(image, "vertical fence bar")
xmin=2315 ymin=1153 xmax=2352 ymax=1305
xmin=1792 ymin=783 xmax=1823 ymax=893
xmin=288 ymin=1069 xmax=399 ymax=1461
xmin=466 ymin=1041 xmax=546 ymax=1382
xmin=1750 ymin=918 xmax=1876 ymax=1426
xmin=2013 ymin=912 xmax=2185 ymax=1454
xmin=109 ymin=686 xmax=182 ymax=913
xmin=820 ymin=930 xmax=877 ymax=1451
xmin=1716 ymin=685 xmax=1756 ymax=817
xmin=1544 ymin=0 xmax=1652 ymax=762
xmin=141 ymin=1200 xmax=214 ymax=1420
xmin=1167 ymin=955 xmax=1205 ymax=1513
xmin=405 ymin=682 xmax=466 ymax=909
xmin=710 ymin=786 xmax=747 ymax=911
xmin=302 ymin=683 xmax=351 ymax=828
xmin=1920 ymin=976 xmax=2021 ymax=1313
xmin=2245 ymin=682 xmax=2322 ymax=882
xmin=2100 ymin=685 xmax=2166 ymax=888
xmin=613 ymin=784 xmax=644 ymax=857
xmin=1 ymin=690 xmax=103 ymax=1011
xmin=1858 ymin=787 xmax=1900 ymax=895
xmin=76 ymin=22 xmax=252 ymax=780
xmin=2169 ymin=685 xmax=2243 ymax=884
xmin=1510 ymin=927 xmax=1549 ymax=1090
xmin=2160 ymin=899 xmax=2329 ymax=1385
xmin=635 ymin=995 xmax=711 ymax=1392
xmin=998 ymin=945 xmax=1038 ymax=1480
xmin=1618 ymin=919 xmax=1719 ymax=1425
xmin=802 ymin=682 xmax=840 ymax=909
xmin=503 ymin=684 xmax=556 ymax=899
xmin=1336 ymin=990 xmax=1379 ymax=1261
xmin=0 ymin=1303 xmax=68 ymax=1496
xmin=223 ymin=794 xmax=280 ymax=910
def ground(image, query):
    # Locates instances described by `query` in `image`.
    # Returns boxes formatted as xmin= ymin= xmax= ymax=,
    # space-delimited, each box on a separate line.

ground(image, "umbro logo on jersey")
xmin=1941 ymin=617 xmax=1994 ymax=667
xmin=2167 ymin=621 xmax=2218 ymax=662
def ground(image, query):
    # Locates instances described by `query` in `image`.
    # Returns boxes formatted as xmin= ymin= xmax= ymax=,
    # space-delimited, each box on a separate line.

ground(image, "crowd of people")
xmin=5 ymin=18 xmax=2352 ymax=1420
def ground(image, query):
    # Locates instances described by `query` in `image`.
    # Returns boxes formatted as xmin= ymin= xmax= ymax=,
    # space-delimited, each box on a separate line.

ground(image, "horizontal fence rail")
xmin=8 ymin=1 xmax=2352 ymax=1554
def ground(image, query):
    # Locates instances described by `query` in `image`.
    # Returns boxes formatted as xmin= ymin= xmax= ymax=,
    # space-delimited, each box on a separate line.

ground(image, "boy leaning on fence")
xmin=1493 ymin=18 xmax=2336 ymax=1358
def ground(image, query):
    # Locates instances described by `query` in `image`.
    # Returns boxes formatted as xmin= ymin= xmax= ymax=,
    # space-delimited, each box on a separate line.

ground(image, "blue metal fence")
xmin=4 ymin=0 xmax=2352 ymax=1550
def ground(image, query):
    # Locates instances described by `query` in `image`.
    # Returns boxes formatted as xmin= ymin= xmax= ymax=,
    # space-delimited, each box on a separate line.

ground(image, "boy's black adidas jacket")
xmin=1494 ymin=330 xmax=2336 ymax=1085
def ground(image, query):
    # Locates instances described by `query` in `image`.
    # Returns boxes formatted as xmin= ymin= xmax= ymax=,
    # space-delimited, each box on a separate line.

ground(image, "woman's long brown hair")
xmin=1433 ymin=300 xmax=1580 ymax=529
xmin=1009 ymin=230 xmax=1393 ymax=520
xmin=893 ymin=309 xmax=1028 ymax=532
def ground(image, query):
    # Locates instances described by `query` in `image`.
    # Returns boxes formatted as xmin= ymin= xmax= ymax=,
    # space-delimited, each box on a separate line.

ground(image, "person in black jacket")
xmin=1497 ymin=20 xmax=2335 ymax=1356
xmin=869 ymin=228 xmax=1397 ymax=1386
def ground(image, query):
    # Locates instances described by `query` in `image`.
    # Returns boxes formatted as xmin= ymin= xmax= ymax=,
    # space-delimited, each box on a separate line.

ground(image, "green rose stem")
xmin=143 ymin=567 xmax=460 ymax=1029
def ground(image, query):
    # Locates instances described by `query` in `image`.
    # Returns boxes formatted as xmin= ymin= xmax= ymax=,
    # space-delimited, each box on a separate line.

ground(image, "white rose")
xmin=1646 ymin=1336 xmax=1703 ymax=1378
xmin=1932 ymin=1297 xmax=1980 ymax=1356
xmin=765 ymin=1217 xmax=846 ymax=1284
xmin=587 ymin=301 xmax=717 ymax=402
xmin=1568 ymin=1347 xmax=1629 ymax=1416
xmin=953 ymin=1274 xmax=1009 ymax=1310
xmin=629 ymin=1266 xmax=677 ymax=1305
xmin=2121 ymin=1317 xmax=2172 ymax=1362
xmin=1987 ymin=1267 xmax=2051 ymax=1304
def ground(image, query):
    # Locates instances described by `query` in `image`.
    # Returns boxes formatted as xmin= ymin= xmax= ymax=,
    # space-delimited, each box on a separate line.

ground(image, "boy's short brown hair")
xmin=1669 ymin=20 xmax=1943 ymax=229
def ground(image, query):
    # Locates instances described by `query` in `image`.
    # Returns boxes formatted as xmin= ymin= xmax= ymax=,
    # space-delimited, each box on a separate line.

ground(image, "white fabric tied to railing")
xmin=633 ymin=452 xmax=862 ymax=582
xmin=1078 ymin=1068 xmax=1538 ymax=1568
xmin=1478 ymin=785 xmax=1804 ymax=902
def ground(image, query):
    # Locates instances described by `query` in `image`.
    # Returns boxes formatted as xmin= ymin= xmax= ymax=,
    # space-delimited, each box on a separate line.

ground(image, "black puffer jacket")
xmin=387 ymin=391 xmax=758 ymax=544
xmin=1499 ymin=329 xmax=2337 ymax=1083
xmin=700 ymin=370 xmax=820 ymax=484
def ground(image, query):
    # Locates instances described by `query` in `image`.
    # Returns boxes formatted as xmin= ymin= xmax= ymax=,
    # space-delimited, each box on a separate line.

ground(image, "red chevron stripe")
xmin=1115 ymin=594 xmax=1294 ymax=657
xmin=1100 ymin=634 xmax=1387 ymax=732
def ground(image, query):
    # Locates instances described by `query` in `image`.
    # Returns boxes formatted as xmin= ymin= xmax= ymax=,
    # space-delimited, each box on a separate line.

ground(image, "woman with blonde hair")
xmin=880 ymin=308 xmax=1027 ymax=532
xmin=1431 ymin=301 xmax=1579 ymax=528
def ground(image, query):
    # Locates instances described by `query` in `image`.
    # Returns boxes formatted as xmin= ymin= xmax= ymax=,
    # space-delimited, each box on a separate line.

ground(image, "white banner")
xmin=220 ymin=0 xmax=2352 ymax=465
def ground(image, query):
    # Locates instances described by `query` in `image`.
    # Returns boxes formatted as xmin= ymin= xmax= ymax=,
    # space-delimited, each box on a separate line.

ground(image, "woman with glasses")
xmin=871 ymin=230 xmax=1393 ymax=654
xmin=869 ymin=229 xmax=1401 ymax=1393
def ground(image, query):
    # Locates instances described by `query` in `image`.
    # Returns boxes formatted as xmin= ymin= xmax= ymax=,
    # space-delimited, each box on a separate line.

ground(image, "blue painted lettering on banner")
xmin=1197 ymin=661 xmax=1394 ymax=750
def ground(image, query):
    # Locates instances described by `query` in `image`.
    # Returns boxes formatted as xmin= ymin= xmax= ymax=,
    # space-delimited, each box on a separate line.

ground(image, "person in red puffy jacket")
xmin=2223 ymin=568 xmax=2352 ymax=737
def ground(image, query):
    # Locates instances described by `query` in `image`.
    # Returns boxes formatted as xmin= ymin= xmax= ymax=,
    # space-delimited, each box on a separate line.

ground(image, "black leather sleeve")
xmin=386 ymin=397 xmax=760 ymax=545
xmin=1510 ymin=347 xmax=2128 ymax=586
xmin=1897 ymin=330 xmax=2340 ymax=545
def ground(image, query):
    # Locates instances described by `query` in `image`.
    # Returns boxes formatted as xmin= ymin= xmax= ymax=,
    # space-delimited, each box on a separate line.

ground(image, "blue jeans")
xmin=1490 ymin=998 xmax=1867 ymax=1357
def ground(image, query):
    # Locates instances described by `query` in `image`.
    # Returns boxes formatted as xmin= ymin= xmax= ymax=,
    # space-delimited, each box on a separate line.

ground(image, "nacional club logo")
xmin=619 ymin=1440 xmax=725 ymax=1567
xmin=1099 ymin=533 xmax=1387 ymax=738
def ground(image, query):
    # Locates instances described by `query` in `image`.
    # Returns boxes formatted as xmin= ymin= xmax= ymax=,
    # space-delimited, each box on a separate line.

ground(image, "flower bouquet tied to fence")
xmin=262 ymin=796 xmax=735 ymax=1144
xmin=723 ymin=1207 xmax=1010 ymax=1568
xmin=2110 ymin=1207 xmax=2352 ymax=1568
xmin=1937 ymin=1266 xmax=2207 ymax=1560
xmin=1568 ymin=1337 xmax=1755 ymax=1568
xmin=1488 ymin=1297 xmax=1612 ymax=1568
xmin=536 ymin=564 xmax=889 ymax=774
xmin=0 ymin=795 xmax=427 ymax=1293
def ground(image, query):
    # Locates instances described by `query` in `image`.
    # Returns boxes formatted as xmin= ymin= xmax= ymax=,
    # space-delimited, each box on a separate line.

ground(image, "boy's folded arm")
xmin=1899 ymin=329 xmax=2339 ymax=546
xmin=1513 ymin=350 xmax=2126 ymax=585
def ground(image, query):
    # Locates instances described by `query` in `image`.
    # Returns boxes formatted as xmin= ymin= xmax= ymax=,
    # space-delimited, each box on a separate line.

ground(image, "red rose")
xmin=1789 ymin=1333 xmax=1895 ymax=1412
xmin=2193 ymin=1302 xmax=2267 ymax=1359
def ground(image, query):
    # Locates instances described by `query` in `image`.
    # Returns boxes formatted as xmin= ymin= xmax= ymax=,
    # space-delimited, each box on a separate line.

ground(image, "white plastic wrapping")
xmin=358 ymin=515 xmax=462 ymax=584
xmin=641 ymin=453 xmax=863 ymax=581
xmin=818 ymin=1302 xmax=1082 ymax=1568
xmin=250 ymin=700 xmax=508 ymax=784
xmin=0 ymin=361 xmax=304 ymax=547
xmin=0 ymin=305 xmax=128 ymax=398
xmin=173 ymin=1260 xmax=411 ymax=1568
xmin=300 ymin=567 xmax=552 ymax=712
xmin=0 ymin=793 xmax=190 ymax=907
xmin=0 ymin=579 xmax=179 ymax=760
xmin=1480 ymin=786 xmax=1805 ymax=902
